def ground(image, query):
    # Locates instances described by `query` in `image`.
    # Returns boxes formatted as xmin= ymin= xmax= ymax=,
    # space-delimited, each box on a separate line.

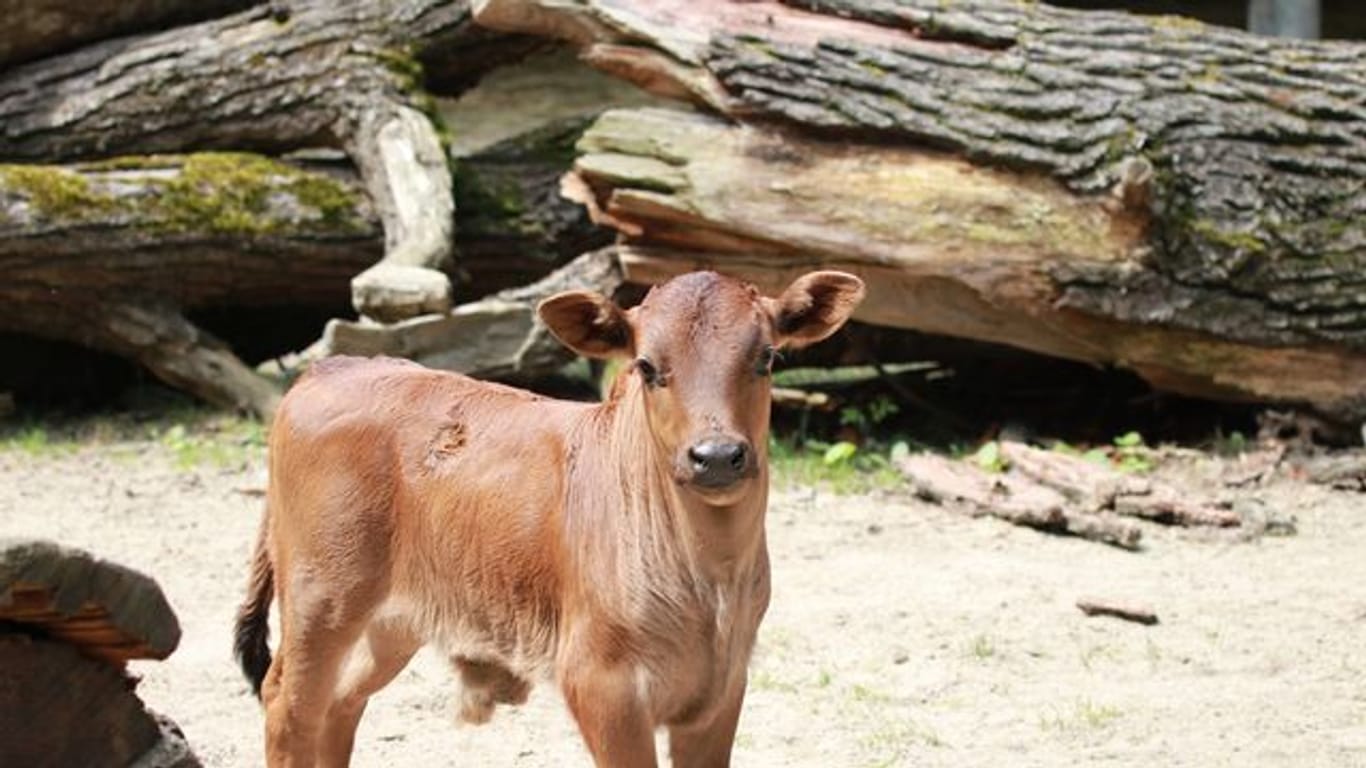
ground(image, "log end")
xmin=0 ymin=538 xmax=181 ymax=664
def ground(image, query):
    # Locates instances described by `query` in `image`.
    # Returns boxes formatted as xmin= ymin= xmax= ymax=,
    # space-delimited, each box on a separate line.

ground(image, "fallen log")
xmin=1000 ymin=441 xmax=1241 ymax=526
xmin=316 ymin=246 xmax=623 ymax=380
xmin=1289 ymin=451 xmax=1366 ymax=491
xmin=0 ymin=0 xmax=544 ymax=322
xmin=0 ymin=538 xmax=181 ymax=664
xmin=0 ymin=539 xmax=195 ymax=767
xmin=1 ymin=0 xmax=251 ymax=70
xmin=897 ymin=452 xmax=1143 ymax=550
xmin=0 ymin=122 xmax=606 ymax=415
xmin=477 ymin=0 xmax=1366 ymax=423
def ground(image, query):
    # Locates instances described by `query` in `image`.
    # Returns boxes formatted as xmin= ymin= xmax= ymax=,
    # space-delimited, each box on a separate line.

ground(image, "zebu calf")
xmin=234 ymin=270 xmax=865 ymax=767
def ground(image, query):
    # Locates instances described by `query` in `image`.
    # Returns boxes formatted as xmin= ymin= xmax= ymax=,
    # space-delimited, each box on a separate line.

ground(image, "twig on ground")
xmin=1076 ymin=596 xmax=1159 ymax=625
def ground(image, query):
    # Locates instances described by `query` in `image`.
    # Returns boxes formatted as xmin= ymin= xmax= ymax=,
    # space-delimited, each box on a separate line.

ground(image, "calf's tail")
xmin=234 ymin=515 xmax=275 ymax=700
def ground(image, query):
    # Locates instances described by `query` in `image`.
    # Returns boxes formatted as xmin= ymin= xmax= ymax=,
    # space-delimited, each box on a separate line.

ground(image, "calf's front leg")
xmin=562 ymin=667 xmax=658 ymax=768
xmin=667 ymin=679 xmax=747 ymax=768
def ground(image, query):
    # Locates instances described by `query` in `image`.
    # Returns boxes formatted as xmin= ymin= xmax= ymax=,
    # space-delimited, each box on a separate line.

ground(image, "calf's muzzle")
xmin=687 ymin=439 xmax=753 ymax=489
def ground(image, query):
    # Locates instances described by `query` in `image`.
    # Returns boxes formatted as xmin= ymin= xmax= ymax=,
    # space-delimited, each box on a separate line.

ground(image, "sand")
xmin=3 ymin=428 xmax=1364 ymax=767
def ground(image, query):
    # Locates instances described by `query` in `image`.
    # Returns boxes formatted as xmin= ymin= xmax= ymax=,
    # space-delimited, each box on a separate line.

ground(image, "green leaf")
xmin=889 ymin=440 xmax=911 ymax=463
xmin=823 ymin=441 xmax=858 ymax=466
xmin=974 ymin=441 xmax=1006 ymax=473
xmin=1082 ymin=448 xmax=1110 ymax=465
xmin=1113 ymin=431 xmax=1144 ymax=448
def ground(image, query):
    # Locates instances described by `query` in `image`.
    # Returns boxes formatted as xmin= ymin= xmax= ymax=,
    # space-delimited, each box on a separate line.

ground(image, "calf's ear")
xmin=537 ymin=291 xmax=634 ymax=359
xmin=767 ymin=271 xmax=866 ymax=349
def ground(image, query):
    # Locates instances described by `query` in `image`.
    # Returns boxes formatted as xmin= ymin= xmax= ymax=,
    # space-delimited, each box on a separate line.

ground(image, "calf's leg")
xmin=667 ymin=680 xmax=747 ymax=768
xmin=264 ymin=620 xmax=362 ymax=768
xmin=562 ymin=667 xmax=658 ymax=768
xmin=317 ymin=623 xmax=422 ymax=767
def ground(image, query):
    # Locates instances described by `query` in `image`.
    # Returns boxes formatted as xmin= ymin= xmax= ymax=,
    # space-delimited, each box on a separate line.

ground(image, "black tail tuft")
xmin=234 ymin=520 xmax=274 ymax=699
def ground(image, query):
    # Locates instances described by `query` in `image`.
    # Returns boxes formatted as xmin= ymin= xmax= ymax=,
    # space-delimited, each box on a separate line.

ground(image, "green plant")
xmin=769 ymin=436 xmax=904 ymax=495
xmin=4 ymin=425 xmax=52 ymax=455
xmin=1039 ymin=698 xmax=1122 ymax=732
xmin=968 ymin=634 xmax=996 ymax=660
xmin=973 ymin=440 xmax=1007 ymax=473
xmin=839 ymin=394 xmax=901 ymax=436
xmin=823 ymin=441 xmax=858 ymax=466
xmin=1212 ymin=429 xmax=1248 ymax=456
xmin=1112 ymin=431 xmax=1153 ymax=474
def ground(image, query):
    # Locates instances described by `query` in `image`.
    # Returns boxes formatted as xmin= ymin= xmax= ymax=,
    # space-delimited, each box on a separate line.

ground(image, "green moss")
xmin=369 ymin=46 xmax=454 ymax=153
xmin=858 ymin=60 xmax=887 ymax=76
xmin=1187 ymin=219 xmax=1267 ymax=254
xmin=372 ymin=46 xmax=425 ymax=92
xmin=4 ymin=153 xmax=364 ymax=235
xmin=152 ymin=153 xmax=361 ymax=235
xmin=78 ymin=155 xmax=178 ymax=172
xmin=452 ymin=160 xmax=539 ymax=238
xmin=1149 ymin=14 xmax=1205 ymax=33
xmin=0 ymin=165 xmax=117 ymax=220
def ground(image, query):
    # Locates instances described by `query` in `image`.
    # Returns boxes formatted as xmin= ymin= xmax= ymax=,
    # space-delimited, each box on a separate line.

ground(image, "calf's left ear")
xmin=537 ymin=290 xmax=634 ymax=359
xmin=766 ymin=271 xmax=866 ymax=349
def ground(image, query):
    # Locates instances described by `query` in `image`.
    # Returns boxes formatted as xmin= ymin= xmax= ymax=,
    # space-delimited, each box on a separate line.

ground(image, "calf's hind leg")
xmin=318 ymin=622 xmax=422 ymax=767
xmin=263 ymin=615 xmax=366 ymax=768
xmin=263 ymin=553 xmax=392 ymax=766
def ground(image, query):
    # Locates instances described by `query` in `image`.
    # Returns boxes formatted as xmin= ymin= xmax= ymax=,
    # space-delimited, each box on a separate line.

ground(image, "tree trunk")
xmin=316 ymin=245 xmax=622 ymax=380
xmin=0 ymin=0 xmax=254 ymax=70
xmin=0 ymin=121 xmax=604 ymax=415
xmin=0 ymin=0 xmax=543 ymax=322
xmin=476 ymin=0 xmax=1366 ymax=423
xmin=0 ymin=542 xmax=200 ymax=766
xmin=1 ymin=538 xmax=181 ymax=664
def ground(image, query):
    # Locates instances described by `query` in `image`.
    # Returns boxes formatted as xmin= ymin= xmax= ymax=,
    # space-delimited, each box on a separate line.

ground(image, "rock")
xmin=350 ymin=264 xmax=453 ymax=323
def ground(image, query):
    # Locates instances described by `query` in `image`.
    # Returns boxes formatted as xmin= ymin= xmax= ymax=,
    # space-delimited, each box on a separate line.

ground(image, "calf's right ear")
xmin=537 ymin=291 xmax=634 ymax=359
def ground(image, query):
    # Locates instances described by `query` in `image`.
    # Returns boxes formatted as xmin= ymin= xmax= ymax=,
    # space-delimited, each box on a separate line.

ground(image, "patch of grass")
xmin=749 ymin=667 xmax=799 ymax=695
xmin=815 ymin=668 xmax=833 ymax=688
xmin=860 ymin=716 xmax=945 ymax=766
xmin=1039 ymin=698 xmax=1122 ymax=733
xmin=769 ymin=437 xmax=905 ymax=495
xmin=1079 ymin=642 xmax=1118 ymax=671
xmin=157 ymin=415 xmax=266 ymax=471
xmin=1 ymin=407 xmax=265 ymax=469
xmin=967 ymin=633 xmax=996 ymax=660
xmin=0 ymin=425 xmax=68 ymax=456
xmin=850 ymin=683 xmax=893 ymax=705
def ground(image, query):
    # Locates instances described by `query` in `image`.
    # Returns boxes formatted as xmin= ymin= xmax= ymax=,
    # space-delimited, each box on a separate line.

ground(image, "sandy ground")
xmin=3 ymin=424 xmax=1366 ymax=768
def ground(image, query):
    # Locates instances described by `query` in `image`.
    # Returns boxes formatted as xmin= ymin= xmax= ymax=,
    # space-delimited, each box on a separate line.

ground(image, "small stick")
xmin=1076 ymin=596 xmax=1159 ymax=625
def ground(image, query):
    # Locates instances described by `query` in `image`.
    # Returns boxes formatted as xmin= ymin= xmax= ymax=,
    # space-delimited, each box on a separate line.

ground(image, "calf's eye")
xmin=636 ymin=356 xmax=663 ymax=387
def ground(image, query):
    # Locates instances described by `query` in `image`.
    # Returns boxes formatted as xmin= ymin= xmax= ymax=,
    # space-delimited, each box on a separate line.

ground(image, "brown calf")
xmin=234 ymin=270 xmax=865 ymax=766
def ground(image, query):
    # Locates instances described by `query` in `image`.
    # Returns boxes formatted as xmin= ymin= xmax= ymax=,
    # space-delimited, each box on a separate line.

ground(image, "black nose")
xmin=688 ymin=440 xmax=751 ymax=488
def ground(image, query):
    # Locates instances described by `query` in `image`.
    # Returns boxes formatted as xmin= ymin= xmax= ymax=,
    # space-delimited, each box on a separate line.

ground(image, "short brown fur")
xmin=235 ymin=270 xmax=864 ymax=767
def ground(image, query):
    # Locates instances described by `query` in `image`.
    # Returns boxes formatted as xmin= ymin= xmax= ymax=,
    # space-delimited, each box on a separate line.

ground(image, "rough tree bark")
xmin=1 ymin=539 xmax=194 ymax=767
xmin=0 ymin=121 xmax=605 ymax=414
xmin=476 ymin=0 xmax=1366 ymax=423
xmin=0 ymin=0 xmax=543 ymax=321
xmin=0 ymin=0 xmax=254 ymax=70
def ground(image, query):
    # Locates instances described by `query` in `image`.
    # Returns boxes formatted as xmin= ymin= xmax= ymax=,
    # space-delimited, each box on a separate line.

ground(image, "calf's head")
xmin=539 ymin=270 xmax=865 ymax=501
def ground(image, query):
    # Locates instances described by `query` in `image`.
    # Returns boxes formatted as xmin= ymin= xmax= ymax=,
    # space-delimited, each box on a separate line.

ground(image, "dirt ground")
xmin=3 ymin=421 xmax=1366 ymax=768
